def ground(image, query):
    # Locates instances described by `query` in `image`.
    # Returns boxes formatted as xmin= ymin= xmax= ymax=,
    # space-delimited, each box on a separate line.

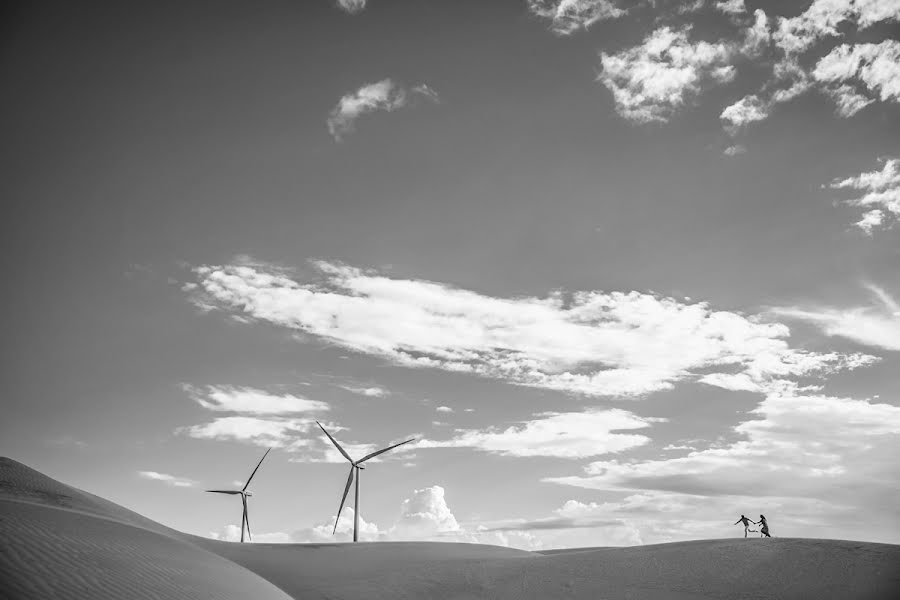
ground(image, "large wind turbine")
xmin=205 ymin=448 xmax=271 ymax=543
xmin=317 ymin=421 xmax=414 ymax=542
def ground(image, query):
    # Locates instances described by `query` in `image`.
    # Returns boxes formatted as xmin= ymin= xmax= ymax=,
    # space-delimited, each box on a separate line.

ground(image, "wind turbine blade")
xmin=332 ymin=465 xmax=354 ymax=535
xmin=206 ymin=490 xmax=242 ymax=495
xmin=357 ymin=438 xmax=415 ymax=464
xmin=243 ymin=497 xmax=252 ymax=542
xmin=243 ymin=448 xmax=271 ymax=491
xmin=317 ymin=421 xmax=353 ymax=463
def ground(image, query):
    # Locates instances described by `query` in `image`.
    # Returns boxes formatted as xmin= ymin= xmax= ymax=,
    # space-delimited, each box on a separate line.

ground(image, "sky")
xmin=1 ymin=0 xmax=898 ymax=549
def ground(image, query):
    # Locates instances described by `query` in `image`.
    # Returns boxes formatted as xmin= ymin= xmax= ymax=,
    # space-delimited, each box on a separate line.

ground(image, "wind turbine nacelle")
xmin=243 ymin=491 xmax=253 ymax=497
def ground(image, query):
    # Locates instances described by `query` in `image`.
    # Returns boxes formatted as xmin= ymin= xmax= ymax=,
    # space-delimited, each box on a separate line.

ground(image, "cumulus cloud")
xmin=813 ymin=40 xmax=900 ymax=115
xmin=715 ymin=0 xmax=745 ymax=15
xmin=186 ymin=260 xmax=873 ymax=398
xmin=828 ymin=158 xmax=900 ymax=234
xmin=527 ymin=0 xmax=626 ymax=35
xmin=435 ymin=405 xmax=453 ymax=413
xmin=183 ymin=384 xmax=329 ymax=414
xmin=335 ymin=0 xmax=366 ymax=15
xmin=772 ymin=284 xmax=900 ymax=351
xmin=327 ymin=79 xmax=438 ymax=141
xmin=138 ymin=471 xmax=195 ymax=488
xmin=415 ymin=408 xmax=660 ymax=458
xmin=722 ymin=1 xmax=900 ymax=134
xmin=599 ymin=26 xmax=736 ymax=123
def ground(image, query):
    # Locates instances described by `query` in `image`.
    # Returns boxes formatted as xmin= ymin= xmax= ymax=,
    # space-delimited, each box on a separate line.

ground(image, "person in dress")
xmin=758 ymin=514 xmax=771 ymax=537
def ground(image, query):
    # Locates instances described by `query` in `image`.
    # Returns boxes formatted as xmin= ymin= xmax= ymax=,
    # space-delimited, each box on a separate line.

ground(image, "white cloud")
xmin=183 ymin=385 xmax=329 ymax=414
xmin=813 ymin=40 xmax=900 ymax=114
xmin=340 ymin=385 xmax=390 ymax=397
xmin=721 ymin=1 xmax=900 ymax=135
xmin=599 ymin=26 xmax=736 ymax=123
xmin=715 ymin=0 xmax=745 ymax=15
xmin=527 ymin=0 xmax=625 ymax=35
xmin=327 ymin=79 xmax=438 ymax=141
xmin=545 ymin=387 xmax=900 ymax=512
xmin=187 ymin=260 xmax=873 ymax=398
xmin=772 ymin=284 xmax=900 ymax=351
xmin=723 ymin=144 xmax=746 ymax=156
xmin=335 ymin=0 xmax=366 ymax=15
xmin=391 ymin=485 xmax=462 ymax=539
xmin=415 ymin=409 xmax=660 ymax=458
xmin=720 ymin=95 xmax=768 ymax=132
xmin=828 ymin=158 xmax=900 ymax=234
xmin=138 ymin=471 xmax=195 ymax=488
xmin=179 ymin=416 xmax=313 ymax=448
xmin=435 ymin=405 xmax=453 ymax=413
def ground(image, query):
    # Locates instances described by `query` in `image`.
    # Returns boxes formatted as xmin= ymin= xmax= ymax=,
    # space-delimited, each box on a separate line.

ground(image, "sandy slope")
xmin=1 ymin=457 xmax=898 ymax=600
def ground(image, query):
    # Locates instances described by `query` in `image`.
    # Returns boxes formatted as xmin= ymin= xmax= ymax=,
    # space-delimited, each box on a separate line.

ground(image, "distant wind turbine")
xmin=205 ymin=448 xmax=271 ymax=543
xmin=317 ymin=421 xmax=414 ymax=542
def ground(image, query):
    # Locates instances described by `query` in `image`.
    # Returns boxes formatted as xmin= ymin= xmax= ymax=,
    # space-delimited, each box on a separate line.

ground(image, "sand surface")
xmin=1 ymin=457 xmax=898 ymax=599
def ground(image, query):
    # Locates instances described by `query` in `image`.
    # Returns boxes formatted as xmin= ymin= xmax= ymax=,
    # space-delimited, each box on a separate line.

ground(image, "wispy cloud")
xmin=772 ymin=284 xmax=900 ymax=351
xmin=183 ymin=384 xmax=329 ymax=414
xmin=599 ymin=26 xmax=736 ymax=123
xmin=138 ymin=471 xmax=195 ymax=488
xmin=178 ymin=384 xmax=330 ymax=453
xmin=415 ymin=408 xmax=661 ymax=458
xmin=546 ymin=386 xmax=900 ymax=518
xmin=186 ymin=260 xmax=873 ymax=398
xmin=527 ymin=0 xmax=626 ymax=35
xmin=828 ymin=158 xmax=900 ymax=234
xmin=339 ymin=384 xmax=390 ymax=397
xmin=327 ymin=79 xmax=439 ymax=141
xmin=435 ymin=405 xmax=453 ymax=413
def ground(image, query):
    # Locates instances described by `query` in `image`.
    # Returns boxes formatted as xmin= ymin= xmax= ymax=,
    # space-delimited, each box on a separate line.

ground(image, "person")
xmin=758 ymin=514 xmax=770 ymax=537
xmin=734 ymin=514 xmax=756 ymax=537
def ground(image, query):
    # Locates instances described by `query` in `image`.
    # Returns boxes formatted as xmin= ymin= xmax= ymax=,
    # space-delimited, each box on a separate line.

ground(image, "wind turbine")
xmin=205 ymin=448 xmax=271 ymax=543
xmin=316 ymin=421 xmax=414 ymax=542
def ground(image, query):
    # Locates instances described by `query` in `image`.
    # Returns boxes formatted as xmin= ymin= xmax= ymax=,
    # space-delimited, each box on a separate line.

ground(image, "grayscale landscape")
xmin=2 ymin=0 xmax=898 ymax=598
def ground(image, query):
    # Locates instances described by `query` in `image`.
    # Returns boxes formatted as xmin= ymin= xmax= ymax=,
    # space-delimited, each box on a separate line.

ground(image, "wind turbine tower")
xmin=205 ymin=448 xmax=271 ymax=543
xmin=316 ymin=421 xmax=414 ymax=542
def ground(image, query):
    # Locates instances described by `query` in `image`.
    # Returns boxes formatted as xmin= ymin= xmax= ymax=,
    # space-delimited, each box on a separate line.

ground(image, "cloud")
xmin=187 ymin=260 xmax=874 ymax=398
xmin=599 ymin=26 xmax=736 ymax=123
xmin=722 ymin=1 xmax=900 ymax=134
xmin=813 ymin=40 xmax=900 ymax=115
xmin=527 ymin=0 xmax=626 ymax=35
xmin=772 ymin=284 xmax=900 ymax=351
xmin=720 ymin=95 xmax=768 ymax=132
xmin=138 ymin=471 xmax=195 ymax=488
xmin=179 ymin=416 xmax=314 ymax=448
xmin=545 ymin=387 xmax=900 ymax=515
xmin=415 ymin=408 xmax=660 ymax=458
xmin=340 ymin=384 xmax=390 ymax=397
xmin=327 ymin=79 xmax=438 ymax=141
xmin=183 ymin=385 xmax=329 ymax=414
xmin=435 ymin=405 xmax=453 ymax=413
xmin=828 ymin=158 xmax=900 ymax=234
xmin=723 ymin=144 xmax=746 ymax=156
xmin=715 ymin=0 xmax=745 ymax=15
xmin=335 ymin=0 xmax=366 ymax=15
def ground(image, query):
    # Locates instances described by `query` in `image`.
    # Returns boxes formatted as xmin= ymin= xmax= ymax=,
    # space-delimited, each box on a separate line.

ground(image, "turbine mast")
xmin=354 ymin=466 xmax=360 ymax=543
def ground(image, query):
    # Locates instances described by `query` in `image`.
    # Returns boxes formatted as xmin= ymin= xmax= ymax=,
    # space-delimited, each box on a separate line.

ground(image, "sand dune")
xmin=1 ymin=457 xmax=898 ymax=599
